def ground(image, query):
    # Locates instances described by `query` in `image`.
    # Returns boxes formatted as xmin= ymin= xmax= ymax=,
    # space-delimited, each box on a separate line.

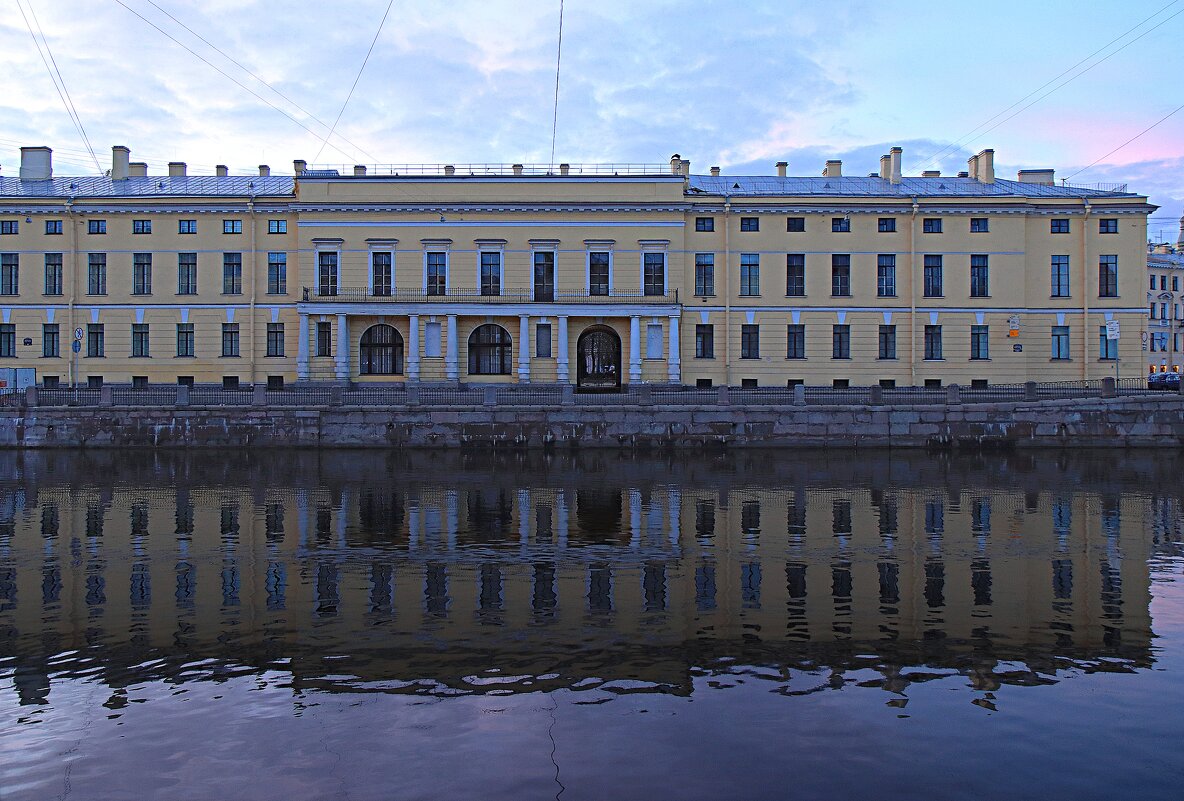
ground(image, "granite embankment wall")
xmin=2 ymin=396 xmax=1182 ymax=449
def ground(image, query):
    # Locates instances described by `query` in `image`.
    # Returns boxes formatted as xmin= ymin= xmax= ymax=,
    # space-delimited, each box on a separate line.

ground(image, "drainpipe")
xmin=723 ymin=195 xmax=732 ymax=387
xmin=910 ymin=198 xmax=919 ymax=382
xmin=248 ymin=196 xmax=258 ymax=385
xmin=66 ymin=196 xmax=77 ymax=388
xmin=1081 ymin=199 xmax=1091 ymax=380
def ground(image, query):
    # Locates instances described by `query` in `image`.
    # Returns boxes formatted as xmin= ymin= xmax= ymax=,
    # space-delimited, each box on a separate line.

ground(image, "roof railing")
xmin=302 ymin=163 xmax=674 ymax=177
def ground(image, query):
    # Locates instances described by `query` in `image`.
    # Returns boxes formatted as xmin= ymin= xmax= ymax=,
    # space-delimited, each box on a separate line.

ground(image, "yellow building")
xmin=0 ymin=144 xmax=1155 ymax=389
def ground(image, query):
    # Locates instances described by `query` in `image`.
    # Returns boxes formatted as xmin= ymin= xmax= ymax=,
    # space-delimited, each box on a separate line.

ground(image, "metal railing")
xmin=306 ymin=162 xmax=674 ymax=177
xmin=302 ymin=287 xmax=679 ymax=305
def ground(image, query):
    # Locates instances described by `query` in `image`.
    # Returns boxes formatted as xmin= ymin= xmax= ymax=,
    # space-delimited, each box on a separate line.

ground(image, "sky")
xmin=1 ymin=0 xmax=1181 ymax=240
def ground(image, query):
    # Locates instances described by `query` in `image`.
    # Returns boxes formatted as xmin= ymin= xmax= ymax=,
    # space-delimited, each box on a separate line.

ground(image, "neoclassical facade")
xmin=0 ymin=144 xmax=1155 ymax=388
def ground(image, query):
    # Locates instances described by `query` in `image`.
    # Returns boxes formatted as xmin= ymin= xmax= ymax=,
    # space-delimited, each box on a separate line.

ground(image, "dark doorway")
xmin=576 ymin=325 xmax=621 ymax=391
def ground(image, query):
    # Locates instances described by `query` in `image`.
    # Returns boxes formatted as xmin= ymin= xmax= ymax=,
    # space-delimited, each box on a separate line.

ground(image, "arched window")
xmin=468 ymin=324 xmax=512 ymax=375
xmin=359 ymin=324 xmax=404 ymax=375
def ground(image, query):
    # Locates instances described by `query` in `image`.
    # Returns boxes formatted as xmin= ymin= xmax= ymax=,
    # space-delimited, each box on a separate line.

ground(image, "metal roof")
xmin=1149 ymin=252 xmax=1184 ymax=267
xmin=686 ymin=175 xmax=1141 ymax=199
xmin=0 ymin=175 xmax=295 ymax=199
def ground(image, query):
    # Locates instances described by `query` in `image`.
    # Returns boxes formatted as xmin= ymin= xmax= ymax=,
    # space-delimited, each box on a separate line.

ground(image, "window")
xmin=740 ymin=217 xmax=759 ymax=232
xmin=787 ymin=217 xmax=805 ymax=232
xmin=0 ymin=324 xmax=13 ymax=357
xmin=318 ymin=252 xmax=338 ymax=296
xmin=877 ymin=254 xmax=896 ymax=297
xmin=221 ymin=323 xmax=240 ymax=357
xmin=268 ymin=252 xmax=287 ymax=295
xmin=740 ymin=324 xmax=759 ymax=359
xmin=1150 ymin=275 xmax=1157 ymax=291
xmin=740 ymin=254 xmax=760 ymax=296
xmin=924 ymin=325 xmax=943 ymax=360
xmin=88 ymin=253 xmax=106 ymax=295
xmin=45 ymin=219 xmax=62 ymax=235
xmin=923 ymin=255 xmax=942 ymax=297
xmin=0 ymin=253 xmax=17 ymax=295
xmin=424 ymin=321 xmax=441 ymax=357
xmin=787 ymin=324 xmax=805 ymax=359
xmin=693 ymin=253 xmax=714 ymax=296
xmin=589 ymin=251 xmax=610 ymax=295
xmin=1051 ymin=326 xmax=1070 ymax=360
xmin=480 ymin=251 xmax=502 ymax=296
xmin=43 ymin=254 xmax=62 ymax=295
xmin=536 ymin=323 xmax=552 ymax=358
xmin=1051 ymin=255 xmax=1070 ymax=297
xmin=133 ymin=253 xmax=152 ymax=295
xmin=176 ymin=323 xmax=194 ymax=357
xmin=1174 ymin=275 xmax=1180 ymax=292
xmin=831 ymin=254 xmax=850 ymax=296
xmin=1161 ymin=275 xmax=1168 ymax=290
xmin=133 ymin=219 xmax=152 ymax=234
xmin=266 ymin=323 xmax=284 ymax=357
xmin=695 ymin=324 xmax=714 ymax=358
xmin=1098 ymin=218 xmax=1118 ymax=234
xmin=970 ymin=254 xmax=989 ymax=297
xmin=1098 ymin=255 xmax=1118 ymax=297
xmin=179 ymin=219 xmax=197 ymax=235
xmin=831 ymin=217 xmax=850 ymax=233
xmin=88 ymin=219 xmax=106 ymax=235
xmin=1051 ymin=219 xmax=1070 ymax=234
xmin=643 ymin=252 xmax=665 ymax=296
xmin=533 ymin=251 xmax=556 ymax=301
xmin=316 ymin=322 xmax=332 ymax=357
xmin=695 ymin=217 xmax=714 ymax=232
xmin=222 ymin=253 xmax=242 ymax=294
xmin=878 ymin=325 xmax=896 ymax=360
xmin=971 ymin=325 xmax=989 ymax=360
xmin=786 ymin=254 xmax=805 ymax=297
xmin=468 ymin=324 xmax=512 ymax=375
xmin=426 ymin=252 xmax=447 ymax=295
xmin=1150 ymin=302 xmax=1157 ymax=320
xmin=1099 ymin=326 xmax=1117 ymax=360
xmin=646 ymin=324 xmax=663 ymax=359
xmin=878 ymin=217 xmax=896 ymax=233
xmin=832 ymin=325 xmax=850 ymax=359
xmin=223 ymin=219 xmax=242 ymax=234
xmin=970 ymin=218 xmax=989 ymax=233
xmin=922 ymin=218 xmax=942 ymax=234
xmin=131 ymin=324 xmax=150 ymax=357
xmin=178 ymin=253 xmax=197 ymax=295
xmin=42 ymin=324 xmax=59 ymax=358
xmin=371 ymin=252 xmax=392 ymax=296
xmin=0 ymin=221 xmax=17 ymax=235
xmin=268 ymin=219 xmax=287 ymax=234
xmin=87 ymin=323 xmax=104 ymax=357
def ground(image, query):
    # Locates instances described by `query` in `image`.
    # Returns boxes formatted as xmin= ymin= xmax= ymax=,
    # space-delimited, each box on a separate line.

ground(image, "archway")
xmin=468 ymin=324 xmax=512 ymax=375
xmin=359 ymin=324 xmax=404 ymax=375
xmin=576 ymin=325 xmax=622 ymax=390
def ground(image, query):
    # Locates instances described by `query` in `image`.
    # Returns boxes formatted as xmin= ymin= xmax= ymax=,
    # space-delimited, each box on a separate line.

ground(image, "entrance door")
xmin=576 ymin=325 xmax=622 ymax=391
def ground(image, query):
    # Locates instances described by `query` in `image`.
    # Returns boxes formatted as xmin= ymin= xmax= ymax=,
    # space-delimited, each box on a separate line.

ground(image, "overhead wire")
xmin=549 ymin=0 xmax=565 ymax=171
xmin=1065 ymin=102 xmax=1184 ymax=181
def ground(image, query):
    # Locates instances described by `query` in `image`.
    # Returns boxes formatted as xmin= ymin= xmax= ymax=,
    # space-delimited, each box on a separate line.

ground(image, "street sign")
xmin=71 ymin=340 xmax=81 ymax=353
xmin=1105 ymin=321 xmax=1121 ymax=340
xmin=1007 ymin=314 xmax=1020 ymax=338
xmin=74 ymin=327 xmax=84 ymax=341
xmin=1013 ymin=344 xmax=1023 ymax=352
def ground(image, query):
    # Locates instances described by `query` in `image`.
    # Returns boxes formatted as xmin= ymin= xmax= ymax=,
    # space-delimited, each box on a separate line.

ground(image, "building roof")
xmin=1149 ymin=252 xmax=1184 ymax=268
xmin=686 ymin=175 xmax=1141 ymax=199
xmin=0 ymin=175 xmax=295 ymax=199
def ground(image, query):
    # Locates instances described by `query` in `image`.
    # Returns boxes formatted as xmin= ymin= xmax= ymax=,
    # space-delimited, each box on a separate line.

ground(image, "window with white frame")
xmin=589 ymin=251 xmax=611 ymax=296
xmin=641 ymin=249 xmax=666 ymax=296
xmin=426 ymin=251 xmax=447 ymax=296
xmin=372 ymin=252 xmax=392 ymax=296
xmin=480 ymin=251 xmax=502 ymax=296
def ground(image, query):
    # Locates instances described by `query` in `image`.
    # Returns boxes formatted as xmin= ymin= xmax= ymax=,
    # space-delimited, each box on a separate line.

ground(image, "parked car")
xmin=1147 ymin=371 xmax=1181 ymax=390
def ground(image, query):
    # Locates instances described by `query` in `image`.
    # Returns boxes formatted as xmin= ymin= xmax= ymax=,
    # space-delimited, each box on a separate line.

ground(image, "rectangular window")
xmin=924 ymin=325 xmax=943 ymax=360
xmin=316 ymin=322 xmax=332 ymax=357
xmin=176 ymin=323 xmax=194 ymax=357
xmin=1051 ymin=255 xmax=1070 ymax=297
xmin=740 ymin=217 xmax=759 ymax=232
xmin=223 ymin=219 xmax=242 ymax=234
xmin=133 ymin=219 xmax=152 ymax=234
xmin=643 ymin=252 xmax=665 ymax=296
xmin=426 ymin=252 xmax=447 ymax=296
xmin=480 ymin=251 xmax=502 ymax=296
xmin=1098 ymin=218 xmax=1118 ymax=234
xmin=646 ymin=323 xmax=663 ymax=359
xmin=424 ymin=321 xmax=441 ymax=357
xmin=831 ymin=254 xmax=850 ymax=297
xmin=695 ymin=217 xmax=714 ymax=232
xmin=1161 ymin=276 xmax=1168 ymax=290
xmin=1051 ymin=326 xmax=1070 ymax=360
xmin=179 ymin=219 xmax=197 ymax=235
xmin=1150 ymin=275 xmax=1157 ymax=291
xmin=87 ymin=323 xmax=104 ymax=357
xmin=88 ymin=219 xmax=106 ymax=235
xmin=740 ymin=324 xmax=759 ymax=359
xmin=0 ymin=253 xmax=18 ymax=295
xmin=878 ymin=325 xmax=896 ymax=360
xmin=832 ymin=325 xmax=850 ymax=359
xmin=923 ymin=255 xmax=942 ymax=297
xmin=88 ymin=253 xmax=106 ymax=295
xmin=1051 ymin=218 xmax=1070 ymax=234
xmin=0 ymin=324 xmax=14 ymax=357
xmin=970 ymin=254 xmax=989 ymax=297
xmin=1174 ymin=275 xmax=1180 ymax=292
xmin=695 ymin=324 xmax=714 ymax=358
xmin=0 ymin=221 xmax=17 ymax=235
xmin=318 ymin=252 xmax=338 ymax=296
xmin=533 ymin=251 xmax=556 ymax=301
xmin=1151 ymin=302 xmax=1157 ymax=320
xmin=133 ymin=253 xmax=152 ymax=295
xmin=787 ymin=324 xmax=805 ymax=359
xmin=45 ymin=219 xmax=62 ymax=235
xmin=371 ymin=252 xmax=392 ymax=296
xmin=44 ymin=254 xmax=62 ymax=295
xmin=877 ymin=254 xmax=896 ymax=297
xmin=268 ymin=219 xmax=287 ymax=234
xmin=786 ymin=217 xmax=805 ymax=232
xmin=970 ymin=217 xmax=989 ymax=233
xmin=42 ymin=323 xmax=59 ymax=358
xmin=1098 ymin=255 xmax=1118 ymax=297
xmin=536 ymin=323 xmax=552 ymax=358
xmin=267 ymin=252 xmax=287 ymax=295
xmin=266 ymin=323 xmax=284 ymax=357
xmin=785 ymin=254 xmax=805 ymax=297
xmin=589 ymin=251 xmax=610 ymax=295
xmin=221 ymin=323 xmax=240 ymax=357
xmin=922 ymin=218 xmax=942 ymax=234
xmin=971 ymin=325 xmax=989 ymax=360
xmin=131 ymin=323 xmax=150 ymax=357
xmin=222 ymin=253 xmax=242 ymax=294
xmin=1099 ymin=326 xmax=1117 ymax=360
xmin=831 ymin=216 xmax=850 ymax=233
xmin=740 ymin=253 xmax=760 ymax=296
xmin=178 ymin=253 xmax=197 ymax=295
xmin=694 ymin=253 xmax=714 ymax=296
xmin=878 ymin=217 xmax=896 ymax=233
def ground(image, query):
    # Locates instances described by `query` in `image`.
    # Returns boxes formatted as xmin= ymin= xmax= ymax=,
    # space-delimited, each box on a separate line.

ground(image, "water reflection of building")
xmin=0 ymin=451 xmax=1169 ymax=703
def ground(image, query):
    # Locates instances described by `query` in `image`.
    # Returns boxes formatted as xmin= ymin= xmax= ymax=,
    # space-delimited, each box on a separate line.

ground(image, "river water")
xmin=1 ymin=449 xmax=1182 ymax=800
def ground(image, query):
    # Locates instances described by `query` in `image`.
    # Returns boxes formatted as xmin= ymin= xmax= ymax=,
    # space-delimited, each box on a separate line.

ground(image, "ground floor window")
xmin=468 ymin=324 xmax=512 ymax=375
xmin=360 ymin=324 xmax=404 ymax=375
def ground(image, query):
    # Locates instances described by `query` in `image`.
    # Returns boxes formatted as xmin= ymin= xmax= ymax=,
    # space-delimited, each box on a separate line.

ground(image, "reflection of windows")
xmin=643 ymin=563 xmax=667 ymax=612
xmin=1052 ymin=559 xmax=1073 ymax=600
xmin=741 ymin=562 xmax=761 ymax=609
xmin=972 ymin=559 xmax=992 ymax=606
xmin=695 ymin=562 xmax=716 ymax=610
xmin=924 ymin=560 xmax=945 ymax=608
xmin=695 ymin=500 xmax=715 ymax=543
xmin=588 ymin=564 xmax=612 ymax=612
xmin=878 ymin=562 xmax=899 ymax=605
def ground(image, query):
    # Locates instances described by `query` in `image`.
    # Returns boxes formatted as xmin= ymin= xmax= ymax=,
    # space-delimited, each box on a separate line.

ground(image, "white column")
xmin=407 ymin=314 xmax=420 ymax=380
xmin=518 ymin=314 xmax=531 ymax=382
xmin=557 ymin=315 xmax=570 ymax=382
xmin=445 ymin=314 xmax=459 ymax=380
xmin=667 ymin=314 xmax=681 ymax=383
xmin=335 ymin=313 xmax=349 ymax=381
xmin=297 ymin=313 xmax=310 ymax=380
xmin=629 ymin=315 xmax=642 ymax=381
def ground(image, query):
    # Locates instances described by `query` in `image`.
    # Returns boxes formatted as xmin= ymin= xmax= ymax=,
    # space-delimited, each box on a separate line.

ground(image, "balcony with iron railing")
xmin=301 ymin=286 xmax=680 ymax=304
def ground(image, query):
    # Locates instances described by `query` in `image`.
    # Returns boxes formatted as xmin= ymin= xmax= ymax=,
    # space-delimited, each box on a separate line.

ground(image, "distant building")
xmin=1147 ymin=224 xmax=1184 ymax=373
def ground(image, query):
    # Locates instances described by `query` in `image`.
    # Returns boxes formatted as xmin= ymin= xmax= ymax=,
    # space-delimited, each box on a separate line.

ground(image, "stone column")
xmin=335 ymin=314 xmax=349 ymax=381
xmin=557 ymin=315 xmax=570 ymax=383
xmin=518 ymin=314 xmax=531 ymax=382
xmin=667 ymin=314 xmax=681 ymax=383
xmin=445 ymin=315 xmax=459 ymax=381
xmin=297 ymin=313 xmax=310 ymax=381
xmin=629 ymin=315 xmax=642 ymax=382
xmin=407 ymin=314 xmax=420 ymax=380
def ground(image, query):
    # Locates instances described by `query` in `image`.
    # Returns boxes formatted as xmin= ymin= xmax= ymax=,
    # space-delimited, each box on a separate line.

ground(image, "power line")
xmin=1065 ymin=102 xmax=1184 ymax=180
xmin=549 ymin=0 xmax=565 ymax=170
xmin=312 ymin=0 xmax=395 ymax=164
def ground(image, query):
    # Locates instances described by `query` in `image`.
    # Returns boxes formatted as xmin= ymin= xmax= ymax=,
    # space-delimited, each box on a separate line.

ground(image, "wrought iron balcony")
xmin=301 ymin=287 xmax=680 ymax=304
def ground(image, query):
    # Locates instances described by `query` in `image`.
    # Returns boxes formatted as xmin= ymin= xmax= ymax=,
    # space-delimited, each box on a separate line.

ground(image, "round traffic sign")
xmin=74 ymin=327 xmax=84 ymax=341
xmin=71 ymin=340 xmax=81 ymax=353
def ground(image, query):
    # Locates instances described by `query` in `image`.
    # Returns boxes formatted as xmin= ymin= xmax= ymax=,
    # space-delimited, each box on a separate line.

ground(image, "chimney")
xmin=111 ymin=146 xmax=130 ymax=181
xmin=879 ymin=154 xmax=891 ymax=180
xmin=511 ymin=163 xmax=524 ymax=176
xmin=710 ymin=166 xmax=720 ymax=177
xmin=354 ymin=165 xmax=367 ymax=176
xmin=258 ymin=165 xmax=270 ymax=177
xmin=921 ymin=170 xmax=940 ymax=178
xmin=968 ymin=149 xmax=994 ymax=183
xmin=129 ymin=162 xmax=148 ymax=177
xmin=215 ymin=164 xmax=228 ymax=177
xmin=443 ymin=165 xmax=455 ymax=176
xmin=559 ymin=163 xmax=570 ymax=176
xmin=957 ymin=171 xmax=969 ymax=178
xmin=889 ymin=147 xmax=902 ymax=184
xmin=293 ymin=159 xmax=307 ymax=175
xmin=775 ymin=161 xmax=787 ymax=178
xmin=670 ymin=153 xmax=681 ymax=175
xmin=823 ymin=160 xmax=842 ymax=178
xmin=1017 ymin=169 xmax=1055 ymax=185
xmin=19 ymin=146 xmax=52 ymax=181
xmin=168 ymin=161 xmax=186 ymax=177
xmin=1177 ymin=212 xmax=1184 ymax=251
xmin=680 ymin=159 xmax=690 ymax=176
